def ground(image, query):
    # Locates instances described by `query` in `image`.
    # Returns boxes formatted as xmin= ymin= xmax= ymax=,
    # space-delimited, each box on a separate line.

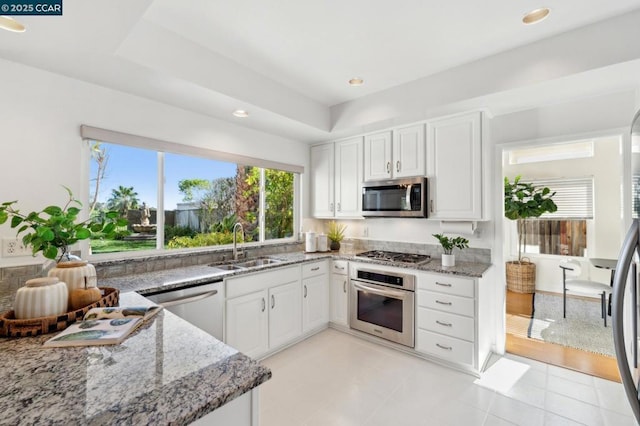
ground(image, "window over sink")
xmin=86 ymin=139 xmax=297 ymax=258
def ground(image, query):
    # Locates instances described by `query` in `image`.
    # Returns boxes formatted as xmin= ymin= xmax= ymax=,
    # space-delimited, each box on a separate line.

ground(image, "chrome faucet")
xmin=233 ymin=222 xmax=244 ymax=260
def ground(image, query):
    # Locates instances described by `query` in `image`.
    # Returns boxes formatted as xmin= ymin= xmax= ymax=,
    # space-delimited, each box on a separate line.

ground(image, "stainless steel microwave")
xmin=362 ymin=177 xmax=428 ymax=218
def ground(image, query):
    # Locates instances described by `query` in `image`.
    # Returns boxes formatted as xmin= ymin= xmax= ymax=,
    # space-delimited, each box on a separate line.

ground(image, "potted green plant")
xmin=432 ymin=233 xmax=469 ymax=267
xmin=0 ymin=186 xmax=125 ymax=262
xmin=504 ymin=175 xmax=557 ymax=293
xmin=327 ymin=220 xmax=347 ymax=251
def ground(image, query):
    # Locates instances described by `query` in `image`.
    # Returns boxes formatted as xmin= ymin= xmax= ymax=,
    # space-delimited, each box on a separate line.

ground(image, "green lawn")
xmin=91 ymin=239 xmax=157 ymax=253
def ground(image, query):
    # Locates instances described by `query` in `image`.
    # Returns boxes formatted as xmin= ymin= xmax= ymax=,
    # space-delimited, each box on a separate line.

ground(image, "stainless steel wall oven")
xmin=349 ymin=266 xmax=415 ymax=347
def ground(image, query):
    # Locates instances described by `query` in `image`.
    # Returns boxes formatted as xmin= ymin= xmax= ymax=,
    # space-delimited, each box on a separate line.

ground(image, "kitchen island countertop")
xmin=0 ymin=292 xmax=271 ymax=425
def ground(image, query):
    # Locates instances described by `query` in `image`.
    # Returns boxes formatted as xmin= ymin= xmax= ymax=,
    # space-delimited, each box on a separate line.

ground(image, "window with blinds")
xmin=519 ymin=177 xmax=593 ymax=256
xmin=530 ymin=177 xmax=594 ymax=219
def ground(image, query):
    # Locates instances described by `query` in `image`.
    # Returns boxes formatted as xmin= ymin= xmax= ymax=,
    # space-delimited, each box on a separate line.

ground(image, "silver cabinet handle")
xmin=311 ymin=266 xmax=320 ymax=271
xmin=271 ymin=294 xmax=275 ymax=309
xmin=430 ymin=199 xmax=434 ymax=213
xmin=436 ymin=320 xmax=452 ymax=327
xmin=343 ymin=280 xmax=347 ymax=293
xmin=304 ymin=285 xmax=308 ymax=298
xmin=396 ymin=161 xmax=400 ymax=172
xmin=435 ymin=300 xmax=452 ymax=306
xmin=386 ymin=162 xmax=390 ymax=173
xmin=335 ymin=265 xmax=345 ymax=270
xmin=157 ymin=290 xmax=218 ymax=308
xmin=261 ymin=297 xmax=266 ymax=312
xmin=330 ymin=202 xmax=334 ymax=211
xmin=436 ymin=343 xmax=453 ymax=351
xmin=337 ymin=202 xmax=341 ymax=212
xmin=435 ymin=282 xmax=452 ymax=287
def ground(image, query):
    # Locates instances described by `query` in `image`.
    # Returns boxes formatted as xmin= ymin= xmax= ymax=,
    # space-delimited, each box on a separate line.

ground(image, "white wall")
xmin=0 ymin=59 xmax=309 ymax=267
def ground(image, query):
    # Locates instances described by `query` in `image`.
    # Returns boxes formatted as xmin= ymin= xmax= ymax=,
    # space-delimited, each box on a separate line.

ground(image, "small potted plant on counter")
xmin=432 ymin=233 xmax=469 ymax=267
xmin=327 ymin=220 xmax=347 ymax=251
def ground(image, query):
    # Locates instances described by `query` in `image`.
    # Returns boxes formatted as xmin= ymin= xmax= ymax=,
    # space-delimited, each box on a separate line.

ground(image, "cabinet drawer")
xmin=302 ymin=260 xmax=328 ymax=278
xmin=417 ymin=290 xmax=474 ymax=317
xmin=417 ymin=308 xmax=474 ymax=342
xmin=420 ymin=274 xmax=475 ymax=298
xmin=226 ymin=266 xmax=300 ymax=298
xmin=332 ymin=260 xmax=348 ymax=275
xmin=416 ymin=329 xmax=474 ymax=366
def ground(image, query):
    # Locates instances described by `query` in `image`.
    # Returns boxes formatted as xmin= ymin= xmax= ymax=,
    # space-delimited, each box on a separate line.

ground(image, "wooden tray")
xmin=0 ymin=287 xmax=120 ymax=338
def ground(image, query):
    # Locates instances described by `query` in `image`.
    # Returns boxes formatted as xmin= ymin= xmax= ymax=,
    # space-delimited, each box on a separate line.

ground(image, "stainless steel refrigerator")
xmin=613 ymin=108 xmax=640 ymax=423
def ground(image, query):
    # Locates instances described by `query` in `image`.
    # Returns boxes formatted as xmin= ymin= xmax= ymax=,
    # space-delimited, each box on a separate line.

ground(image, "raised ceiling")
xmin=2 ymin=0 xmax=640 ymax=142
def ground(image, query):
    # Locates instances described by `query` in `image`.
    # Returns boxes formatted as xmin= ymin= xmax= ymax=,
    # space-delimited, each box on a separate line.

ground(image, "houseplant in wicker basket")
xmin=504 ymin=176 xmax=557 ymax=293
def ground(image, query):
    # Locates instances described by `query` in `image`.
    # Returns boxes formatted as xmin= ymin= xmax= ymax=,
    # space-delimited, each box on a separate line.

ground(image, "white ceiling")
xmin=2 ymin=0 xmax=640 ymax=142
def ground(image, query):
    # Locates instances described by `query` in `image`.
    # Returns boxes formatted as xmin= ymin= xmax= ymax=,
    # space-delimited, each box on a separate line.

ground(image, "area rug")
xmin=528 ymin=292 xmax=615 ymax=357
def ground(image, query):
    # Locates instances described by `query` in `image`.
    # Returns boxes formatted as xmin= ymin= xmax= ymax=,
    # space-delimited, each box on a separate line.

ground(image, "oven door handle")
xmin=352 ymin=281 xmax=407 ymax=299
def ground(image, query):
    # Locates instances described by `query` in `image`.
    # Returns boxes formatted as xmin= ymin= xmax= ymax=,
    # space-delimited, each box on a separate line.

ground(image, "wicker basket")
xmin=0 ymin=287 xmax=119 ymax=338
xmin=506 ymin=261 xmax=536 ymax=293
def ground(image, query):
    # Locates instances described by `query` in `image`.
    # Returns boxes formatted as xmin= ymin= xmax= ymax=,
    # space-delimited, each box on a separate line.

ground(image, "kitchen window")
xmin=519 ymin=177 xmax=593 ymax=257
xmin=83 ymin=128 xmax=299 ymax=257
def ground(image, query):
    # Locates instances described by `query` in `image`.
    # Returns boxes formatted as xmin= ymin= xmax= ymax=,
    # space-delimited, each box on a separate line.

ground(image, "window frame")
xmin=81 ymin=127 xmax=302 ymax=261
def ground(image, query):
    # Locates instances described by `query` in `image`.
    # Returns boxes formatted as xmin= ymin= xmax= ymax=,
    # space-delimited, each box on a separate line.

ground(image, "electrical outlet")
xmin=363 ymin=227 xmax=369 ymax=237
xmin=2 ymin=238 xmax=31 ymax=257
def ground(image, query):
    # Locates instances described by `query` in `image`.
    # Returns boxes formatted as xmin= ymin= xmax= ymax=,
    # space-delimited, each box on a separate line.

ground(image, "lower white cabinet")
xmin=330 ymin=260 xmax=349 ymax=326
xmin=225 ymin=290 xmax=269 ymax=358
xmin=415 ymin=271 xmax=490 ymax=371
xmin=269 ymin=281 xmax=303 ymax=349
xmin=225 ymin=266 xmax=302 ymax=359
xmin=302 ymin=261 xmax=329 ymax=333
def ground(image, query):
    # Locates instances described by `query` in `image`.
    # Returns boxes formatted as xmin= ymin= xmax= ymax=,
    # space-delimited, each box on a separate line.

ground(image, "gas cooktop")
xmin=355 ymin=250 xmax=431 ymax=265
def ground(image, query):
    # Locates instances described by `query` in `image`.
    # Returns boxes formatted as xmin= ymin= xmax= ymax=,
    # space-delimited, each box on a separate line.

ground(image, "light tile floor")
xmin=259 ymin=329 xmax=637 ymax=426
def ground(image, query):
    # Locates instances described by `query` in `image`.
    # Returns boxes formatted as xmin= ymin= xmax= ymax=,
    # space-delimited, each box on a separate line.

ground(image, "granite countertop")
xmin=97 ymin=251 xmax=491 ymax=297
xmin=0 ymin=292 xmax=271 ymax=426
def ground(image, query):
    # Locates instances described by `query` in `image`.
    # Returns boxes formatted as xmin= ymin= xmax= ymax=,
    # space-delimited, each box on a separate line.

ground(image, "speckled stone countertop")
xmin=94 ymin=252 xmax=491 ymax=297
xmin=0 ymin=292 xmax=271 ymax=426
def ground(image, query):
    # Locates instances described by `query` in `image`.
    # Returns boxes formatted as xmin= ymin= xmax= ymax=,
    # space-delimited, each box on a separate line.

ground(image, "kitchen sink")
xmin=209 ymin=263 xmax=245 ymax=272
xmin=235 ymin=258 xmax=283 ymax=268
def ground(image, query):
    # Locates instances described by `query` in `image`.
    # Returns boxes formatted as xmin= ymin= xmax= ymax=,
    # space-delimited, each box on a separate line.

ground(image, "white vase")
xmin=48 ymin=261 xmax=97 ymax=306
xmin=442 ymin=254 xmax=455 ymax=267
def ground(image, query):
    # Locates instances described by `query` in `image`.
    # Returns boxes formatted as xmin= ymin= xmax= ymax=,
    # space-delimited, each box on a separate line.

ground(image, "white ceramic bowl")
xmin=14 ymin=277 xmax=69 ymax=319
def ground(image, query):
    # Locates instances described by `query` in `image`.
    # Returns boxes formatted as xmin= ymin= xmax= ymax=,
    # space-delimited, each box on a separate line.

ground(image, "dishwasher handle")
xmin=158 ymin=289 xmax=218 ymax=308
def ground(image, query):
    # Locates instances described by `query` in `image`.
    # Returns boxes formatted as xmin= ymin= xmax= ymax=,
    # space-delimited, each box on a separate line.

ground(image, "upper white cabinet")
xmin=310 ymin=143 xmax=334 ymax=218
xmin=364 ymin=131 xmax=393 ymax=181
xmin=311 ymin=137 xmax=363 ymax=218
xmin=393 ymin=124 xmax=426 ymax=178
xmin=364 ymin=126 xmax=425 ymax=181
xmin=427 ymin=112 xmax=482 ymax=219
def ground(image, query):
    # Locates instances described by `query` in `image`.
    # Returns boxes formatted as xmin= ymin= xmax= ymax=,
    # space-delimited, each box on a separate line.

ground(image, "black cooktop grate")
xmin=355 ymin=250 xmax=431 ymax=264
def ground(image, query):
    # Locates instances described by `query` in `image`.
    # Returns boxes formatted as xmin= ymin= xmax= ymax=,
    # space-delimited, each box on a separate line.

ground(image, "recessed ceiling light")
xmin=0 ymin=16 xmax=26 ymax=33
xmin=233 ymin=109 xmax=249 ymax=118
xmin=522 ymin=8 xmax=550 ymax=25
xmin=348 ymin=78 xmax=364 ymax=86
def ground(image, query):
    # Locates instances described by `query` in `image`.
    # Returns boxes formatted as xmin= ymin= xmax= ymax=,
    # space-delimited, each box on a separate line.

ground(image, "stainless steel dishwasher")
xmin=145 ymin=279 xmax=224 ymax=340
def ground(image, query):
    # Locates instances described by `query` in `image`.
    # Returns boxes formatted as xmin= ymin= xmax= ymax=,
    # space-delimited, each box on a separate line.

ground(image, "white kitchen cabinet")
xmin=393 ymin=124 xmax=425 ymax=178
xmin=310 ymin=143 xmax=334 ymax=218
xmin=302 ymin=261 xmax=329 ymax=333
xmin=329 ymin=260 xmax=349 ymax=327
xmin=426 ymin=112 xmax=482 ymax=219
xmin=225 ymin=266 xmax=302 ymax=359
xmin=364 ymin=126 xmax=425 ymax=181
xmin=415 ymin=270 xmax=491 ymax=373
xmin=311 ymin=137 xmax=363 ymax=218
xmin=335 ymin=137 xmax=362 ymax=217
xmin=364 ymin=131 xmax=393 ymax=181
xmin=269 ymin=281 xmax=303 ymax=349
xmin=225 ymin=290 xmax=269 ymax=359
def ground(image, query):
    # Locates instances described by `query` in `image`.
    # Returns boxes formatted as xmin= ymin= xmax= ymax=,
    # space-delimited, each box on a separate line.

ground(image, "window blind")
xmin=530 ymin=177 xmax=594 ymax=219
